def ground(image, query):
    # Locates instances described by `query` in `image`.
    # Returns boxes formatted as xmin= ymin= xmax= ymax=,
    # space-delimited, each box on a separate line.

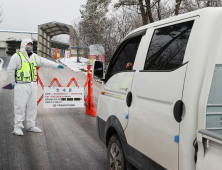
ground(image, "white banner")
xmin=90 ymin=44 xmax=105 ymax=55
xmin=64 ymin=51 xmax=70 ymax=59
xmin=44 ymin=87 xmax=84 ymax=108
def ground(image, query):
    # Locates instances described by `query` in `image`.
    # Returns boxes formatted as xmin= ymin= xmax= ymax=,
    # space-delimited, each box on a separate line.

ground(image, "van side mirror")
xmin=92 ymin=61 xmax=105 ymax=79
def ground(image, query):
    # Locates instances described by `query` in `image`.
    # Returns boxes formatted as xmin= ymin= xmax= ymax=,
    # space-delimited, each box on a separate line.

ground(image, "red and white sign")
xmin=98 ymin=55 xmax=105 ymax=62
xmin=44 ymin=87 xmax=84 ymax=108
xmin=65 ymin=51 xmax=70 ymax=59
xmin=89 ymin=44 xmax=105 ymax=65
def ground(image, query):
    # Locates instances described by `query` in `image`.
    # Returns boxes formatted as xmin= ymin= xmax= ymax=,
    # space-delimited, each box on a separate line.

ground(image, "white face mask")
xmin=25 ymin=46 xmax=33 ymax=53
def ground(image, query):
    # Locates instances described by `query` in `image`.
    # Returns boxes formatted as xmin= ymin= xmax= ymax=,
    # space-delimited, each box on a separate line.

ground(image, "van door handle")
xmin=173 ymin=100 xmax=184 ymax=123
xmin=126 ymin=92 xmax=132 ymax=107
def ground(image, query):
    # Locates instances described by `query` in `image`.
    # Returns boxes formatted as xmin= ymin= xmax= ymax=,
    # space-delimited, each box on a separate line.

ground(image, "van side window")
xmin=144 ymin=20 xmax=194 ymax=71
xmin=111 ymin=36 xmax=142 ymax=76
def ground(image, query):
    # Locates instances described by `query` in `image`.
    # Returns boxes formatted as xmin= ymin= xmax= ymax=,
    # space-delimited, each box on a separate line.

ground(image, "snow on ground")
xmin=59 ymin=57 xmax=103 ymax=84
xmin=60 ymin=57 xmax=89 ymax=74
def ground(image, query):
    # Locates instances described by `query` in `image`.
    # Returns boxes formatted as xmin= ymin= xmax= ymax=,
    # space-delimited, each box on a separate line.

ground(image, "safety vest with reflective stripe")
xmin=15 ymin=52 xmax=38 ymax=83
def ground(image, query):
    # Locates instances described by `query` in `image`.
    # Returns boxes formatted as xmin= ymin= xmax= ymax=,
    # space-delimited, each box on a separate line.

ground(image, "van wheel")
xmin=107 ymin=134 xmax=125 ymax=170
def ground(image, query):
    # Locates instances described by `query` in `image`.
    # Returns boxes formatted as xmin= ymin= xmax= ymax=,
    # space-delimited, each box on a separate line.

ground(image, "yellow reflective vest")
xmin=15 ymin=52 xmax=38 ymax=83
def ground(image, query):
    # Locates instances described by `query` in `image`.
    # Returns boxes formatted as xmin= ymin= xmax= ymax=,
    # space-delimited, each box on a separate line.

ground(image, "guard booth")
xmin=38 ymin=21 xmax=75 ymax=57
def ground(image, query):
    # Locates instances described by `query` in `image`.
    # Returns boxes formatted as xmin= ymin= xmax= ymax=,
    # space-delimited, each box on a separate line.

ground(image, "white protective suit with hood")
xmin=7 ymin=38 xmax=59 ymax=132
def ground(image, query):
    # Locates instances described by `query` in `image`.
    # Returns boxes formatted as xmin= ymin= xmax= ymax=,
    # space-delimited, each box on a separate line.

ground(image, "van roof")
xmin=127 ymin=7 xmax=222 ymax=37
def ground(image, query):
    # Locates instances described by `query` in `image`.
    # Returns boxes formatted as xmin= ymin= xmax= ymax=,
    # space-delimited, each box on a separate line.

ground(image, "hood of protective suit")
xmin=20 ymin=38 xmax=33 ymax=56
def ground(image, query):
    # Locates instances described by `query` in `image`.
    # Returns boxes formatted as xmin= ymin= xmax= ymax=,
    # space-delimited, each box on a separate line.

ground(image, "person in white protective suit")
xmin=7 ymin=38 xmax=65 ymax=136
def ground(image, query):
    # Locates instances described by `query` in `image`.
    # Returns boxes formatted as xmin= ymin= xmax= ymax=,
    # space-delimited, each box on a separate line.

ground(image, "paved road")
xmin=0 ymin=57 xmax=107 ymax=170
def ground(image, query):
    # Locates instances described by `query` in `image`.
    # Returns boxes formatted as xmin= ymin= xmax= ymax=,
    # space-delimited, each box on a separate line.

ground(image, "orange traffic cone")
xmin=54 ymin=48 xmax=58 ymax=58
xmin=85 ymin=65 xmax=96 ymax=117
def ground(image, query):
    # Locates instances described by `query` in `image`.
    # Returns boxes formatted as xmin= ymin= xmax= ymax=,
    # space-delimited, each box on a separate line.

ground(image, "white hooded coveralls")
xmin=7 ymin=38 xmax=59 ymax=130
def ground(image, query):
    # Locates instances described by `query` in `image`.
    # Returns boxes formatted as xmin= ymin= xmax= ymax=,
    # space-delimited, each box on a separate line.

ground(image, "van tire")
xmin=107 ymin=134 xmax=125 ymax=170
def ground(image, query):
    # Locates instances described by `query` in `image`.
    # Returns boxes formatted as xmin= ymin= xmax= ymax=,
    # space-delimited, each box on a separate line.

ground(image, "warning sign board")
xmin=44 ymin=87 xmax=84 ymax=108
xmin=90 ymin=55 xmax=96 ymax=65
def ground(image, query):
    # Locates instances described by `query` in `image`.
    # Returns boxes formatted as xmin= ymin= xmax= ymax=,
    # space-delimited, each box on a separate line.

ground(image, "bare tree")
xmin=113 ymin=0 xmax=187 ymax=24
xmin=151 ymin=0 xmax=173 ymax=21
xmin=175 ymin=0 xmax=182 ymax=15
xmin=73 ymin=0 xmax=222 ymax=65
xmin=73 ymin=4 xmax=143 ymax=63
xmin=114 ymin=0 xmax=157 ymax=25
xmin=177 ymin=0 xmax=222 ymax=14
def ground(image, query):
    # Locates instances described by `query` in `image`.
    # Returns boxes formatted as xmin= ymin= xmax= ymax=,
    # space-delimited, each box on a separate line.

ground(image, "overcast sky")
xmin=0 ymin=0 xmax=87 ymax=32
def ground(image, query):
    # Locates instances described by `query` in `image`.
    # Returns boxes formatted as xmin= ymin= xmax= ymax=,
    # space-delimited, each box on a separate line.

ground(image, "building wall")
xmin=0 ymin=41 xmax=8 ymax=56
xmin=0 ymin=31 xmax=38 ymax=56
xmin=0 ymin=31 xmax=38 ymax=41
xmin=0 ymin=41 xmax=7 ymax=48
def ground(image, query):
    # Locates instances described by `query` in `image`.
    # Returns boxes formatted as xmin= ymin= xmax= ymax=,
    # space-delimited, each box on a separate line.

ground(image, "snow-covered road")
xmin=0 ymin=57 xmax=106 ymax=170
xmin=59 ymin=57 xmax=89 ymax=74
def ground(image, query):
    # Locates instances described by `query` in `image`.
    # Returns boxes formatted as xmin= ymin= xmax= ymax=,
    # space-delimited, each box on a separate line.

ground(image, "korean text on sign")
xmin=44 ymin=87 xmax=84 ymax=108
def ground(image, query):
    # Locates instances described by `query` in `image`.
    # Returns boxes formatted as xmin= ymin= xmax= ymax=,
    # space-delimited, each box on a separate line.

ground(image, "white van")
xmin=92 ymin=8 xmax=222 ymax=170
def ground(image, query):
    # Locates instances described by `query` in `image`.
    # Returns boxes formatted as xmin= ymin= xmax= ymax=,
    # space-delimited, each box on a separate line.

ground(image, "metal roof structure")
xmin=38 ymin=21 xmax=75 ymax=58
xmin=51 ymin=40 xmax=69 ymax=49
xmin=39 ymin=22 xmax=71 ymax=37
